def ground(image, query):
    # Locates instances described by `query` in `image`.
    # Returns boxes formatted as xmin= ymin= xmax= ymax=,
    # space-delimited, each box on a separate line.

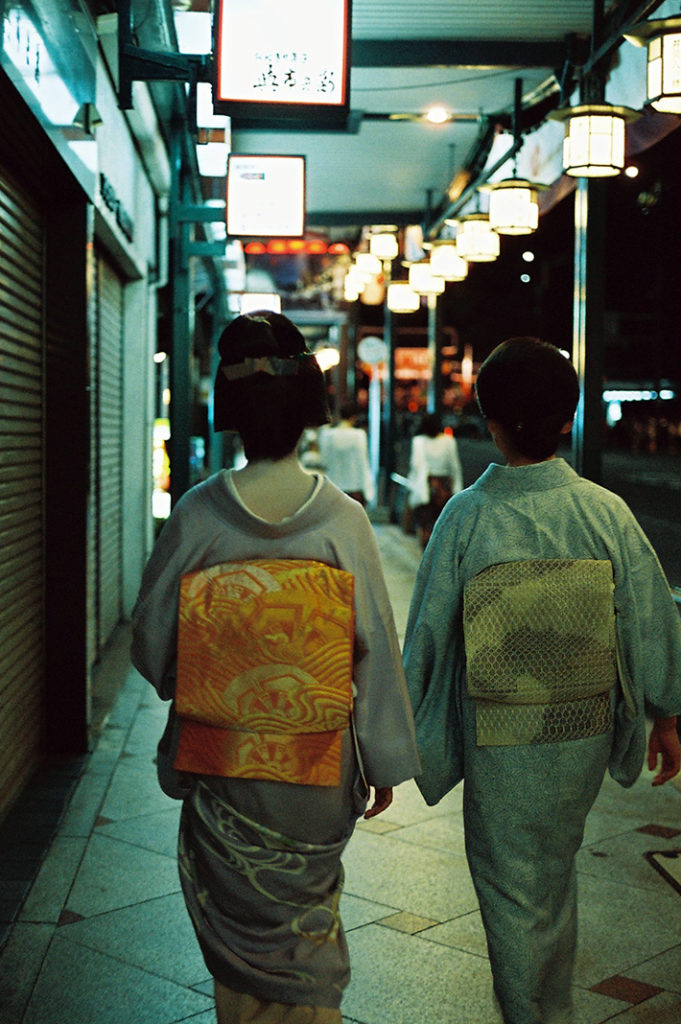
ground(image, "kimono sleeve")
xmin=345 ymin=516 xmax=421 ymax=788
xmin=403 ymin=500 xmax=469 ymax=804
xmin=130 ymin=496 xmax=206 ymax=699
xmin=612 ymin=508 xmax=681 ymax=719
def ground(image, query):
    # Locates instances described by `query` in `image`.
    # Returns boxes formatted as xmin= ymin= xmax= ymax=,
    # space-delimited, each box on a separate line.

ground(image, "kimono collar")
xmin=475 ymin=458 xmax=580 ymax=496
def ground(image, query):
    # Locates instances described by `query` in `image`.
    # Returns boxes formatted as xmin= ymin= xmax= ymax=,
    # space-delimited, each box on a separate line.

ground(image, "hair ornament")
xmin=221 ymin=354 xmax=308 ymax=381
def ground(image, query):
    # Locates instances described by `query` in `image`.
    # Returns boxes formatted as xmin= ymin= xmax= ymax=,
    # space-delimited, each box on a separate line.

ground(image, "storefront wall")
xmin=0 ymin=2 xmax=168 ymax=818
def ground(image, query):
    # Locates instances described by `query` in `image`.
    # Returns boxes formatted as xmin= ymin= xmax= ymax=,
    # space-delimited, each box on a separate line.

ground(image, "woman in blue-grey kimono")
xmin=403 ymin=337 xmax=681 ymax=1024
xmin=132 ymin=310 xmax=420 ymax=1024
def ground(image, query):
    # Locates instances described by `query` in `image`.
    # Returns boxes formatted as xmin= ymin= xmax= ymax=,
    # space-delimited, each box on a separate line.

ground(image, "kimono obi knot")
xmin=174 ymin=559 xmax=355 ymax=785
xmin=463 ymin=559 xmax=617 ymax=746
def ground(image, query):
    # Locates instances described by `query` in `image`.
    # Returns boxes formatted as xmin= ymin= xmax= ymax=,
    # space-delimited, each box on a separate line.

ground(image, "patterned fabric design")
xmin=176 ymin=722 xmax=343 ymax=786
xmin=476 ymin=691 xmax=613 ymax=747
xmin=174 ymin=560 xmax=354 ymax=785
xmin=464 ymin=559 xmax=617 ymax=746
xmin=179 ymin=781 xmax=352 ymax=1007
xmin=464 ymin=559 xmax=617 ymax=703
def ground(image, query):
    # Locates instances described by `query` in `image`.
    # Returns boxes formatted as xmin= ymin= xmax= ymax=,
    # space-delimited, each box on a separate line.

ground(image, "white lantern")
xmin=455 ymin=215 xmax=500 ymax=262
xmin=486 ymin=179 xmax=541 ymax=235
xmin=429 ymin=241 xmax=468 ymax=281
xmin=550 ymin=104 xmax=639 ymax=178
xmin=369 ymin=232 xmax=399 ymax=260
xmin=354 ymin=252 xmax=382 ymax=276
xmin=625 ymin=17 xmax=681 ymax=114
xmin=408 ymin=261 xmax=445 ymax=296
xmin=387 ymin=282 xmax=420 ymax=313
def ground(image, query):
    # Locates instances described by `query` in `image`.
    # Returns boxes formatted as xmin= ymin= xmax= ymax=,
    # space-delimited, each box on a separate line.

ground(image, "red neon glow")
xmin=267 ymin=240 xmax=289 ymax=254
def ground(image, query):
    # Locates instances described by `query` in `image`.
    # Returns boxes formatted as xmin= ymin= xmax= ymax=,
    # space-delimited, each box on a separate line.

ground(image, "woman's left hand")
xmin=363 ymin=786 xmax=393 ymax=818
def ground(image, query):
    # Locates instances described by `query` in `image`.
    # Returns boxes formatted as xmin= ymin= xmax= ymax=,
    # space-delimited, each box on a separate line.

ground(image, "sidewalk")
xmin=1 ymin=525 xmax=681 ymax=1024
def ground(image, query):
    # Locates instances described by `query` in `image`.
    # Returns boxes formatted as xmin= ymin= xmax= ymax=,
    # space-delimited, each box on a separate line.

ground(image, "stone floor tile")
xmin=389 ymin=814 xmax=467 ymax=857
xmin=577 ymin=830 xmax=681 ymax=893
xmin=590 ymin=975 xmax=664 ymax=1004
xmin=418 ymin=909 xmax=489 ymax=959
xmin=340 ymin=892 xmax=398 ymax=932
xmin=571 ymin=984 xmax=629 ymax=1024
xmin=588 ymin=990 xmax=681 ymax=1022
xmin=354 ymin=817 xmax=401 ymax=835
xmin=377 ymin=910 xmax=439 ymax=934
xmin=57 ymin=892 xmax=208 ymax=988
xmin=343 ymin=924 xmax=502 ymax=1024
xmin=65 ymin=833 xmax=179 ymax=918
xmin=19 ymin=836 xmax=88 ymax=923
xmin=122 ymin=703 xmax=168 ymax=758
xmin=0 ymin=922 xmax=54 ymax=1024
xmin=21 ymin=934 xmax=213 ymax=1024
xmin=625 ymin=944 xmax=681 ymax=994
xmin=58 ymin=770 xmax=115 ymax=838
xmin=95 ymin=806 xmax=181 ymax=859
xmin=99 ymin=758 xmax=177 ymax=823
xmin=646 ymin=848 xmax=681 ymax=895
xmin=582 ymin=770 xmax=681 ymax=846
xmin=376 ymin=778 xmax=463 ymax=828
xmin=343 ymin=829 xmax=478 ymax=922
xmin=574 ymin=871 xmax=681 ymax=987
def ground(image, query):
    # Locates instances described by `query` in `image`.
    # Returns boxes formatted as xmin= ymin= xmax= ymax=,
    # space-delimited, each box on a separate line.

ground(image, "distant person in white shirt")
xmin=319 ymin=401 xmax=375 ymax=506
xmin=408 ymin=412 xmax=463 ymax=547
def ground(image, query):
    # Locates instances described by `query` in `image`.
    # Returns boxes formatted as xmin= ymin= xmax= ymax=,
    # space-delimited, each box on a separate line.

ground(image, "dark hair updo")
xmin=474 ymin=336 xmax=579 ymax=460
xmin=213 ymin=310 xmax=329 ymax=460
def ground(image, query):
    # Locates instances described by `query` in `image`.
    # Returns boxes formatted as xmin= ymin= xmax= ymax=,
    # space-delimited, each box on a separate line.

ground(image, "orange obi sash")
xmin=173 ymin=559 xmax=355 ymax=786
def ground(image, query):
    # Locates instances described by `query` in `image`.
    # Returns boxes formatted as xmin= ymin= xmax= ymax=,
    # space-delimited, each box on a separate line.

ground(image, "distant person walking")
xmin=407 ymin=412 xmax=463 ymax=547
xmin=318 ymin=401 xmax=374 ymax=506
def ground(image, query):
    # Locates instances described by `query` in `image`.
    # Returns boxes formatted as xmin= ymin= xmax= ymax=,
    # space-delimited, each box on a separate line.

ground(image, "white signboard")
xmin=215 ymin=0 xmax=350 ymax=115
xmin=227 ymin=154 xmax=306 ymax=238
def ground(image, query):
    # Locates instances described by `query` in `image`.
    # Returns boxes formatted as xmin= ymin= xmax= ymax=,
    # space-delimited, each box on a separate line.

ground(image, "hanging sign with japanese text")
xmin=214 ymin=0 xmax=351 ymax=121
xmin=226 ymin=154 xmax=306 ymax=237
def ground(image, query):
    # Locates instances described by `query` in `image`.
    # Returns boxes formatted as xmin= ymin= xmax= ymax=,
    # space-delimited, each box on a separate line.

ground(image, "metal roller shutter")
xmin=94 ymin=256 xmax=124 ymax=652
xmin=0 ymin=168 xmax=44 ymax=815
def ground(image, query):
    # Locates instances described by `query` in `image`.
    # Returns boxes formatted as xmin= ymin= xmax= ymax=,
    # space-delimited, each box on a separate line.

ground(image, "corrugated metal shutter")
xmin=94 ymin=255 xmax=124 ymax=652
xmin=0 ymin=168 xmax=44 ymax=815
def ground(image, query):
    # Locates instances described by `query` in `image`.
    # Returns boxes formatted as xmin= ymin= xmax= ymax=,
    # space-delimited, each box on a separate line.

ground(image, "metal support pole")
xmin=427 ymin=294 xmax=443 ymax=419
xmin=169 ymin=126 xmax=192 ymax=506
xmin=572 ymin=177 xmax=606 ymax=483
xmin=380 ymin=303 xmax=395 ymax=505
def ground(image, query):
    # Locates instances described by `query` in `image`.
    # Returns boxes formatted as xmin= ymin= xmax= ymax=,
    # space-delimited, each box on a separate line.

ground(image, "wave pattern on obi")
xmin=463 ymin=559 xmax=617 ymax=746
xmin=174 ymin=559 xmax=355 ymax=785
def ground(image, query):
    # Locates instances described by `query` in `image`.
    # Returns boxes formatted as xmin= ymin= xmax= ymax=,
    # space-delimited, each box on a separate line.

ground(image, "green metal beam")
xmin=351 ymin=38 xmax=565 ymax=68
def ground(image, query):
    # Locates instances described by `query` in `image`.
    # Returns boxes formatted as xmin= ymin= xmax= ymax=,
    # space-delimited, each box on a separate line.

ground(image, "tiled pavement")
xmin=2 ymin=523 xmax=681 ymax=1024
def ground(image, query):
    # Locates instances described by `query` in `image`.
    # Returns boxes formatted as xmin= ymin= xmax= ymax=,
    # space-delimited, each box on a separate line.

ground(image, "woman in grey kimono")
xmin=132 ymin=310 xmax=420 ymax=1024
xmin=403 ymin=337 xmax=681 ymax=1024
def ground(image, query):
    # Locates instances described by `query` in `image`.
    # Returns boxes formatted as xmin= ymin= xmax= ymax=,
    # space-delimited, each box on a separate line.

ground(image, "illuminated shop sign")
xmin=213 ymin=0 xmax=350 ymax=121
xmin=227 ymin=154 xmax=305 ymax=238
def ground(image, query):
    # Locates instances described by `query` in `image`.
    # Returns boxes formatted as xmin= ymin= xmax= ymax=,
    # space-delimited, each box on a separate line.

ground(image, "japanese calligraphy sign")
xmin=214 ymin=0 xmax=350 ymax=119
xmin=226 ymin=154 xmax=306 ymax=237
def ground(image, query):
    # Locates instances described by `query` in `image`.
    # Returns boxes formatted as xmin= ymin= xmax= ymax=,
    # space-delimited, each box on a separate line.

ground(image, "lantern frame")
xmin=387 ymin=282 xmax=420 ymax=313
xmin=454 ymin=214 xmax=500 ymax=262
xmin=482 ymin=178 xmax=545 ymax=235
xmin=408 ymin=261 xmax=445 ymax=296
xmin=549 ymin=104 xmax=639 ymax=178
xmin=429 ymin=240 xmax=468 ymax=281
xmin=369 ymin=231 xmax=399 ymax=261
xmin=625 ymin=17 xmax=681 ymax=114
